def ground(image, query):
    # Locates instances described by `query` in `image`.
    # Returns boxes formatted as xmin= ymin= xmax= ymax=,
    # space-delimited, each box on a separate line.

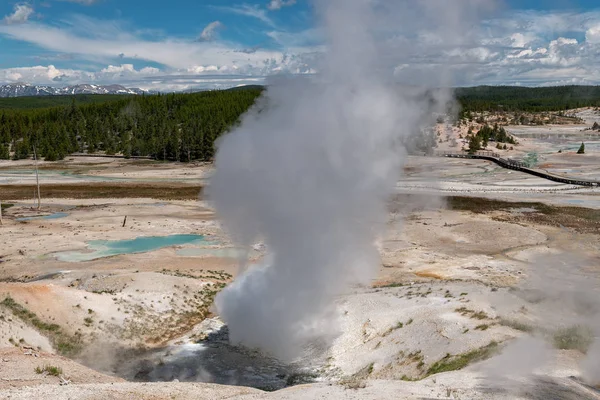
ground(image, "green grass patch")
xmin=447 ymin=197 xmax=554 ymax=214
xmin=553 ymin=325 xmax=594 ymax=352
xmin=0 ymin=203 xmax=13 ymax=211
xmin=426 ymin=342 xmax=499 ymax=376
xmin=499 ymin=318 xmax=534 ymax=333
xmin=400 ymin=375 xmax=420 ymax=381
xmin=374 ymin=282 xmax=404 ymax=288
xmin=446 ymin=196 xmax=600 ymax=234
xmin=0 ymin=183 xmax=203 ymax=201
xmin=471 ymin=311 xmax=490 ymax=320
xmin=35 ymin=365 xmax=63 ymax=376
xmin=1 ymin=296 xmax=82 ymax=356
xmin=455 ymin=307 xmax=490 ymax=320
xmin=383 ymin=321 xmax=407 ymax=336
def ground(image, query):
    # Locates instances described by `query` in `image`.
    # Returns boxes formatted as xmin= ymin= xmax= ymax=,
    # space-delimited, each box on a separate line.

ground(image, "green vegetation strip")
xmin=446 ymin=196 xmax=600 ymax=234
xmin=0 ymin=183 xmax=203 ymax=201
xmin=426 ymin=341 xmax=498 ymax=376
xmin=498 ymin=318 xmax=533 ymax=333
xmin=1 ymin=296 xmax=82 ymax=356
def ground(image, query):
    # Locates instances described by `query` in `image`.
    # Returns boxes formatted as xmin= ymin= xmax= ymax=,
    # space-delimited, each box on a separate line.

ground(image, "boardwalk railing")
xmin=434 ymin=150 xmax=599 ymax=187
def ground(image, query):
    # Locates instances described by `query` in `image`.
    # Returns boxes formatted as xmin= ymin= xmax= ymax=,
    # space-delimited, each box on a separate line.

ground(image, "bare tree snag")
xmin=33 ymin=146 xmax=41 ymax=210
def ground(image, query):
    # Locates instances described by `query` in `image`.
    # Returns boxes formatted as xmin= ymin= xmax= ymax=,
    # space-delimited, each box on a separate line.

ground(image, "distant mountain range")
xmin=0 ymin=83 xmax=147 ymax=98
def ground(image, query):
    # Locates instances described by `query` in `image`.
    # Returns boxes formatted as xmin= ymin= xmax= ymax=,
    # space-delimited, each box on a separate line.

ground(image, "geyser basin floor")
xmin=176 ymin=247 xmax=249 ymax=258
xmin=1 ymin=156 xmax=600 ymax=398
xmin=55 ymin=234 xmax=216 ymax=262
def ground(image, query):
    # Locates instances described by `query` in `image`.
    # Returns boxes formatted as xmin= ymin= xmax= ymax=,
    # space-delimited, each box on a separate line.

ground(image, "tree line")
xmin=0 ymin=88 xmax=263 ymax=162
xmin=457 ymin=85 xmax=600 ymax=113
xmin=0 ymin=94 xmax=127 ymax=110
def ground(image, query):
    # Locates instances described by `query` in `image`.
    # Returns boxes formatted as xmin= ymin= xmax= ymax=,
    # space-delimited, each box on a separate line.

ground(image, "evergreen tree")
xmin=0 ymin=88 xmax=263 ymax=162
xmin=12 ymin=138 xmax=30 ymax=160
xmin=468 ymin=135 xmax=482 ymax=154
xmin=577 ymin=142 xmax=585 ymax=154
xmin=0 ymin=143 xmax=9 ymax=160
xmin=44 ymin=147 xmax=58 ymax=161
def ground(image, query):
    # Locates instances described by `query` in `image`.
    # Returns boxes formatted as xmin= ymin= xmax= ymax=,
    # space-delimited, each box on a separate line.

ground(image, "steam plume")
xmin=482 ymin=253 xmax=600 ymax=390
xmin=209 ymin=0 xmax=490 ymax=361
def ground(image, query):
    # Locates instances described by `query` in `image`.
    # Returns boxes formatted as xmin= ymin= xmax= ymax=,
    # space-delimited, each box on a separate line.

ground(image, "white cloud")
xmin=416 ymin=9 xmax=600 ymax=86
xmin=0 ymin=63 xmax=271 ymax=91
xmin=266 ymin=28 xmax=322 ymax=47
xmin=7 ymin=8 xmax=600 ymax=88
xmin=267 ymin=0 xmax=296 ymax=11
xmin=0 ymin=65 xmax=85 ymax=83
xmin=509 ymin=33 xmax=536 ymax=48
xmin=100 ymin=64 xmax=160 ymax=75
xmin=0 ymin=20 xmax=304 ymax=72
xmin=199 ymin=21 xmax=223 ymax=42
xmin=586 ymin=25 xmax=600 ymax=44
xmin=58 ymin=0 xmax=101 ymax=5
xmin=215 ymin=4 xmax=276 ymax=27
xmin=3 ymin=4 xmax=34 ymax=25
xmin=6 ymin=72 xmax=23 ymax=81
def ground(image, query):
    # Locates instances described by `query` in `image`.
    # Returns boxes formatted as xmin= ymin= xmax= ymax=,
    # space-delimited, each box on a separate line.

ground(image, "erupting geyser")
xmin=209 ymin=0 xmax=488 ymax=361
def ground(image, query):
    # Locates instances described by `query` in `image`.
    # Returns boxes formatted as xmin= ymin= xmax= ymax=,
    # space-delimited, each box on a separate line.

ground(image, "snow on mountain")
xmin=0 ymin=83 xmax=147 ymax=98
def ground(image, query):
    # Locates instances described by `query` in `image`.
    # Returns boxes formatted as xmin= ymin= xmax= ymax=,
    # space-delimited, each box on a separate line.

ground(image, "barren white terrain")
xmin=0 ymin=135 xmax=599 ymax=399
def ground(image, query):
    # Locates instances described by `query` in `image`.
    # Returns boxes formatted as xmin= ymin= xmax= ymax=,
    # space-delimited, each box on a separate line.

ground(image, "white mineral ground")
xmin=0 ymin=113 xmax=599 ymax=399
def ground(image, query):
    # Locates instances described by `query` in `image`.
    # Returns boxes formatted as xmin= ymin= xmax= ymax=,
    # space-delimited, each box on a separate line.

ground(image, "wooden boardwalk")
xmin=435 ymin=150 xmax=599 ymax=187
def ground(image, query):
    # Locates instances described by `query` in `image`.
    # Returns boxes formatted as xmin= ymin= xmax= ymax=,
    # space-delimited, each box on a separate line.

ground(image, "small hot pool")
xmin=17 ymin=212 xmax=69 ymax=222
xmin=55 ymin=234 xmax=213 ymax=262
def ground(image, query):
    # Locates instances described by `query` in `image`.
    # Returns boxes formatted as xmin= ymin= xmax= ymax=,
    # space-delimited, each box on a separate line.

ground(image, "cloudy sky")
xmin=1 ymin=0 xmax=600 ymax=91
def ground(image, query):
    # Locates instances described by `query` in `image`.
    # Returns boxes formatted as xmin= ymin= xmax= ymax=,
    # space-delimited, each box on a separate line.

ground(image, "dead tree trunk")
xmin=0 ymin=200 xmax=3 ymax=226
xmin=122 ymin=216 xmax=127 ymax=227
xmin=33 ymin=146 xmax=41 ymax=210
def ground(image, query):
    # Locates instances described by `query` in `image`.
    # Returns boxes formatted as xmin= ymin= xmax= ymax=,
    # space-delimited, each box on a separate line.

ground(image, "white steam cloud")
xmin=209 ymin=0 xmax=491 ymax=361
xmin=482 ymin=253 xmax=600 ymax=391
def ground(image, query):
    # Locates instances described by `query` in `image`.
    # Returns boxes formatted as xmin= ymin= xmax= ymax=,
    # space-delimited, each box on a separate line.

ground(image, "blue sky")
xmin=2 ymin=0 xmax=600 ymax=90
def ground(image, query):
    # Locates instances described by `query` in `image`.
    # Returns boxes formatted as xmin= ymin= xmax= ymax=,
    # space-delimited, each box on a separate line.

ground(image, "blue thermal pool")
xmin=17 ymin=212 xmax=69 ymax=222
xmin=55 ymin=234 xmax=214 ymax=262
xmin=565 ymin=199 xmax=584 ymax=204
